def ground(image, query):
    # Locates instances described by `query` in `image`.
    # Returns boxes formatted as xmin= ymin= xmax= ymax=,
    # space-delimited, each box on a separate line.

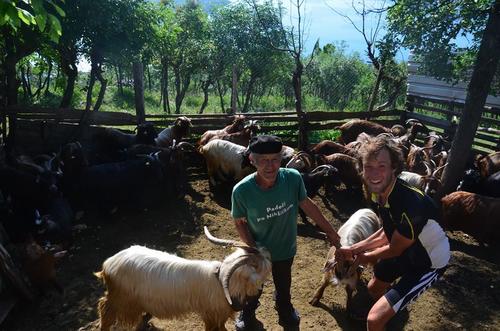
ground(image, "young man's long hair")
xmin=357 ymin=135 xmax=405 ymax=176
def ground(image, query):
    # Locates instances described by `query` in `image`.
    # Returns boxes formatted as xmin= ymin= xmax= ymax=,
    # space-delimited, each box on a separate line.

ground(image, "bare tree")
xmin=250 ymin=0 xmax=318 ymax=150
xmin=328 ymin=0 xmax=401 ymax=117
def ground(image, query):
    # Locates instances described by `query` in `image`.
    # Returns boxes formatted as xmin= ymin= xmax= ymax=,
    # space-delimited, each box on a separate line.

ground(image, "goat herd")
xmin=0 ymin=114 xmax=499 ymax=330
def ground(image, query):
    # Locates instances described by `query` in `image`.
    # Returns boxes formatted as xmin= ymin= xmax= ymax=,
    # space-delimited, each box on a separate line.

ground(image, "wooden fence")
xmin=0 ymin=104 xmax=498 ymax=155
xmin=404 ymin=96 xmax=499 ymax=153
xmin=0 ymin=106 xmax=400 ymax=155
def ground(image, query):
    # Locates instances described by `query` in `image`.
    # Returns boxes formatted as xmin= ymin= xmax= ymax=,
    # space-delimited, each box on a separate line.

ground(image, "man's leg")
xmin=272 ymin=258 xmax=300 ymax=326
xmin=367 ymin=276 xmax=392 ymax=301
xmin=368 ymin=267 xmax=446 ymax=331
xmin=367 ymin=296 xmax=395 ymax=331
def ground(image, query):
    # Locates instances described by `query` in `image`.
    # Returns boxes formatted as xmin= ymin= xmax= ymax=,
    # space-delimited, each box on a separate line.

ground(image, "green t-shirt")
xmin=231 ymin=168 xmax=307 ymax=261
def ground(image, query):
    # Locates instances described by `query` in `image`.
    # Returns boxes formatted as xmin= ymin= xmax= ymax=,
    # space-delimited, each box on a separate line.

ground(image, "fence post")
xmin=133 ymin=62 xmax=145 ymax=124
xmin=298 ymin=111 xmax=308 ymax=151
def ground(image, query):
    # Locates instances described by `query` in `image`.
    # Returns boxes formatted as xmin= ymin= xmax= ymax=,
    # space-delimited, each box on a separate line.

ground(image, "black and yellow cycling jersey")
xmin=370 ymin=178 xmax=450 ymax=269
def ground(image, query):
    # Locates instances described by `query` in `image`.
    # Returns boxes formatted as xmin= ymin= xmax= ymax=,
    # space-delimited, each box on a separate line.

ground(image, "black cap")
xmin=248 ymin=135 xmax=283 ymax=154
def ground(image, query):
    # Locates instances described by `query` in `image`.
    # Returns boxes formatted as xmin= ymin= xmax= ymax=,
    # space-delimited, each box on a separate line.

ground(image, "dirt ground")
xmin=3 ymin=163 xmax=500 ymax=331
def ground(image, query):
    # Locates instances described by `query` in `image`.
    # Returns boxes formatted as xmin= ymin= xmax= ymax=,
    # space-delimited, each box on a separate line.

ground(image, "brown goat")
xmin=336 ymin=119 xmax=395 ymax=144
xmin=320 ymin=153 xmax=363 ymax=190
xmin=309 ymin=140 xmax=358 ymax=157
xmin=441 ymin=191 xmax=500 ymax=243
xmin=221 ymin=120 xmax=260 ymax=147
xmin=475 ymin=151 xmax=500 ymax=178
xmin=198 ymin=115 xmax=246 ymax=146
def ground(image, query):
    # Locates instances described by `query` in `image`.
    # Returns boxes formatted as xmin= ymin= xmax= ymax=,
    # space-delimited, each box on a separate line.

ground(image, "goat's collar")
xmin=213 ymin=264 xmax=245 ymax=311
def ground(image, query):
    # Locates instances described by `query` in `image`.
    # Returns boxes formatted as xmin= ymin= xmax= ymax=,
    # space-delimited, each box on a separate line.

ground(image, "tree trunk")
xmin=367 ymin=66 xmax=383 ymax=119
xmin=435 ymin=2 xmax=500 ymax=202
xmin=293 ymin=58 xmax=307 ymax=150
xmin=199 ymin=79 xmax=211 ymax=114
xmin=5 ymin=56 xmax=20 ymax=106
xmin=93 ymin=63 xmax=108 ymax=111
xmin=133 ymin=62 xmax=145 ymax=123
xmin=161 ymin=58 xmax=170 ymax=114
xmin=59 ymin=44 xmax=78 ymax=108
xmin=3 ymin=32 xmax=38 ymax=106
xmin=147 ymin=63 xmax=152 ymax=91
xmin=85 ymin=70 xmax=96 ymax=111
xmin=44 ymin=60 xmax=52 ymax=96
xmin=116 ymin=65 xmax=124 ymax=96
xmin=216 ymin=79 xmax=225 ymax=113
xmin=20 ymin=66 xmax=31 ymax=100
xmin=242 ymin=74 xmax=256 ymax=113
xmin=174 ymin=68 xmax=190 ymax=114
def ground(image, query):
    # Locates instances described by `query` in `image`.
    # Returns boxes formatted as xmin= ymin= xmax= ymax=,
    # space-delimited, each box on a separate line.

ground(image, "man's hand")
xmin=335 ymin=246 xmax=354 ymax=261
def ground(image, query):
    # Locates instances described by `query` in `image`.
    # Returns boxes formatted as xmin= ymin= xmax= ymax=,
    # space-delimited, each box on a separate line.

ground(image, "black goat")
xmin=457 ymin=169 xmax=500 ymax=198
xmin=91 ymin=123 xmax=157 ymax=163
xmin=299 ymin=165 xmax=340 ymax=226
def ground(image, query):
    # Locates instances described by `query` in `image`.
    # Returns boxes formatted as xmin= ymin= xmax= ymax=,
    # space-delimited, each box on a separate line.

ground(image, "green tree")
xmin=211 ymin=2 xmax=287 ymax=113
xmin=79 ymin=0 xmax=156 ymax=111
xmin=1 ymin=0 xmax=64 ymax=106
xmin=169 ymin=1 xmax=210 ymax=114
xmin=387 ymin=0 xmax=500 ymax=199
xmin=249 ymin=0 xmax=314 ymax=148
xmin=0 ymin=0 xmax=64 ymax=42
xmin=148 ymin=1 xmax=178 ymax=113
xmin=304 ymin=43 xmax=372 ymax=110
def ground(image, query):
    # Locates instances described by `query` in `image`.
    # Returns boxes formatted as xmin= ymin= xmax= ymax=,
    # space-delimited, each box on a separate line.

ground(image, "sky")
xmin=78 ymin=0 xmax=405 ymax=72
xmin=277 ymin=0 xmax=406 ymax=60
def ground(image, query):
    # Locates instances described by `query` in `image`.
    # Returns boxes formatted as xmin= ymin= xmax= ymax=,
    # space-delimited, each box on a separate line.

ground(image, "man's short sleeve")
xmin=397 ymin=212 xmax=427 ymax=241
xmin=231 ymin=185 xmax=246 ymax=219
xmin=298 ymin=173 xmax=307 ymax=202
xmin=286 ymin=168 xmax=307 ymax=202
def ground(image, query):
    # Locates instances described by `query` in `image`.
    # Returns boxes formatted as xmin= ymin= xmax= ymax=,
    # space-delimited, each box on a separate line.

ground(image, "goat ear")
xmin=322 ymin=259 xmax=337 ymax=272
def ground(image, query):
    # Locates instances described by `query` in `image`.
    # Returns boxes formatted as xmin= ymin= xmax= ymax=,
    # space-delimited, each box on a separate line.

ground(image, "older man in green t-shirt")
xmin=231 ymin=135 xmax=341 ymax=330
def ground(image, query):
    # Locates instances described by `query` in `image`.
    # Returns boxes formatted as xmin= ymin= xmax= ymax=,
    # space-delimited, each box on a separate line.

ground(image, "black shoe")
xmin=278 ymin=307 xmax=300 ymax=327
xmin=235 ymin=310 xmax=259 ymax=331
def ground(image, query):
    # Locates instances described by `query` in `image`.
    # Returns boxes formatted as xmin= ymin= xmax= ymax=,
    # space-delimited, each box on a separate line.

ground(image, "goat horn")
xmin=204 ymin=226 xmax=248 ymax=248
xmin=176 ymin=141 xmax=195 ymax=151
xmin=311 ymin=164 xmax=336 ymax=173
xmin=432 ymin=163 xmax=448 ymax=177
xmin=423 ymin=161 xmax=433 ymax=177
xmin=221 ymin=254 xmax=253 ymax=306
xmin=405 ymin=119 xmax=420 ymax=125
xmin=422 ymin=143 xmax=436 ymax=151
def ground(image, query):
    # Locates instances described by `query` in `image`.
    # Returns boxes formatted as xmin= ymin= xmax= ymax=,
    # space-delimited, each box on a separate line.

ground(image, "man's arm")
xmin=299 ymin=197 xmax=341 ymax=248
xmin=335 ymin=228 xmax=388 ymax=260
xmin=358 ymin=230 xmax=414 ymax=265
xmin=351 ymin=228 xmax=389 ymax=254
xmin=233 ymin=217 xmax=257 ymax=247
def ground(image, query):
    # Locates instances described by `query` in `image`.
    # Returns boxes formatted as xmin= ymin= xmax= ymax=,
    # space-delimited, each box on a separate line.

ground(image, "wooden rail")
xmin=0 ymin=107 xmax=401 ymax=155
xmin=1 ymin=105 xmax=497 ymax=155
xmin=404 ymin=96 xmax=499 ymax=153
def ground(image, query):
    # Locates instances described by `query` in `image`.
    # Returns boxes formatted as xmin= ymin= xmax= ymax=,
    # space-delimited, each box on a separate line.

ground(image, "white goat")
xmin=95 ymin=227 xmax=271 ymax=331
xmin=198 ymin=139 xmax=255 ymax=186
xmin=309 ymin=209 xmax=381 ymax=310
